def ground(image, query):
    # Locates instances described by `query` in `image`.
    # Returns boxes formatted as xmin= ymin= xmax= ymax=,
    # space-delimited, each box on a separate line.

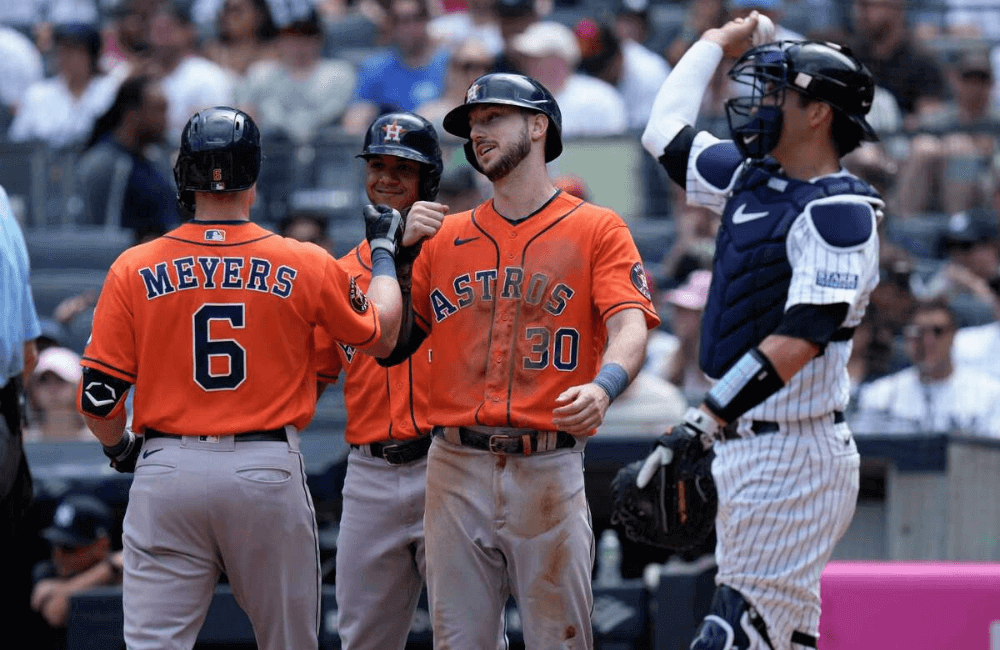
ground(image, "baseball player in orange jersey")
xmin=382 ymin=73 xmax=661 ymax=649
xmin=77 ymin=107 xmax=406 ymax=650
xmin=313 ymin=112 xmax=451 ymax=650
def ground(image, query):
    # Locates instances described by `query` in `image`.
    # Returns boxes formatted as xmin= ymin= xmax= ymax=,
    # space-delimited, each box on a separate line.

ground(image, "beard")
xmin=480 ymin=123 xmax=532 ymax=182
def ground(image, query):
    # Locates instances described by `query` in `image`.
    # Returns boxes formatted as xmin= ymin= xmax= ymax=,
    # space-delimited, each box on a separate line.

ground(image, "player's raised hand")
xmin=702 ymin=11 xmax=760 ymax=59
xmin=402 ymin=201 xmax=449 ymax=247
xmin=552 ymin=383 xmax=611 ymax=435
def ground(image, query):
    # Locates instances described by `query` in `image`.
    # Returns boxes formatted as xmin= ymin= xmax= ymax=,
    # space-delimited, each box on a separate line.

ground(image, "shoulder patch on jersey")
xmin=808 ymin=201 xmax=875 ymax=248
xmin=694 ymin=141 xmax=744 ymax=192
xmin=349 ymin=276 xmax=368 ymax=313
xmin=630 ymin=262 xmax=652 ymax=301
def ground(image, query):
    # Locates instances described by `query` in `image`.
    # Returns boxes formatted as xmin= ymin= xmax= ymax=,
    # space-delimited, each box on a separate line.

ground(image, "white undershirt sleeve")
xmin=641 ymin=39 xmax=725 ymax=158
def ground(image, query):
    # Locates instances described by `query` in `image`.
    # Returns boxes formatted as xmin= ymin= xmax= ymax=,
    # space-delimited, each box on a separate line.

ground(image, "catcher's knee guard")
xmin=690 ymin=585 xmax=773 ymax=650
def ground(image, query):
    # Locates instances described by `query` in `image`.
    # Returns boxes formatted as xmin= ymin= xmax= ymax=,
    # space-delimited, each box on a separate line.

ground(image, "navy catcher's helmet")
xmin=358 ymin=112 xmax=443 ymax=201
xmin=442 ymin=73 xmax=562 ymax=172
xmin=725 ymin=41 xmax=878 ymax=159
xmin=174 ymin=106 xmax=262 ymax=213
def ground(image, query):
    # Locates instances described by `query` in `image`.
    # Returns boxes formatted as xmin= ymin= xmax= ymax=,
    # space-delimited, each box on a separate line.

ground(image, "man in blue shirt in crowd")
xmin=342 ymin=0 xmax=449 ymax=133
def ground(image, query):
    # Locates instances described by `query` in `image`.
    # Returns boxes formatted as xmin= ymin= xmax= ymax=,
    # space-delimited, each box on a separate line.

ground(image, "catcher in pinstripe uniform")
xmin=622 ymin=16 xmax=884 ymax=650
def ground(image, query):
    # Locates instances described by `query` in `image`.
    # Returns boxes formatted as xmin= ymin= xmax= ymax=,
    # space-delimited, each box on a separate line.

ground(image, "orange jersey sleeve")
xmin=81 ymin=221 xmax=381 ymax=435
xmin=315 ymin=242 xmax=432 ymax=445
xmin=411 ymin=191 xmax=659 ymax=431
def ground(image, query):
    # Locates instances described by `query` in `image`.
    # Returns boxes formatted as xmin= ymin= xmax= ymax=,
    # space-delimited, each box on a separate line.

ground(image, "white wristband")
xmin=683 ymin=406 xmax=721 ymax=440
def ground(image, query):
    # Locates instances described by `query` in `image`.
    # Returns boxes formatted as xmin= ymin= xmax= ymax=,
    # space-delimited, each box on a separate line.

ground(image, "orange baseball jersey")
xmin=81 ymin=220 xmax=380 ymax=435
xmin=411 ymin=191 xmax=660 ymax=431
xmin=314 ymin=241 xmax=432 ymax=445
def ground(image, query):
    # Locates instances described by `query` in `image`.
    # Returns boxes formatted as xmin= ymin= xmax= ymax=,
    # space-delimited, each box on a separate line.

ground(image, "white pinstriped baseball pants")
xmin=712 ymin=415 xmax=859 ymax=650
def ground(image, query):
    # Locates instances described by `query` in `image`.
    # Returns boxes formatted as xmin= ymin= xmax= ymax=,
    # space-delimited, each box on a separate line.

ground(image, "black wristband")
xmin=703 ymin=347 xmax=785 ymax=423
xmin=103 ymin=431 xmax=131 ymax=458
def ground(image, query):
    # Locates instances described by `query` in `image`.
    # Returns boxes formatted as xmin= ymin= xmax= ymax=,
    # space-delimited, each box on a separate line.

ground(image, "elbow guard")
xmin=80 ymin=367 xmax=132 ymax=419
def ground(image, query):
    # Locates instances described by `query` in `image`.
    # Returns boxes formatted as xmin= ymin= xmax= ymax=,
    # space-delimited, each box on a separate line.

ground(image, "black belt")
xmin=432 ymin=426 xmax=577 ymax=455
xmin=144 ymin=428 xmax=288 ymax=442
xmin=722 ymin=411 xmax=845 ymax=440
xmin=350 ymin=435 xmax=431 ymax=465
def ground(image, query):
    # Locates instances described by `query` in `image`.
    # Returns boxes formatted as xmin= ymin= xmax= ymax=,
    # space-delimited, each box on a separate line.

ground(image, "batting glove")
xmin=364 ymin=204 xmax=405 ymax=257
xmin=103 ymin=428 xmax=143 ymax=473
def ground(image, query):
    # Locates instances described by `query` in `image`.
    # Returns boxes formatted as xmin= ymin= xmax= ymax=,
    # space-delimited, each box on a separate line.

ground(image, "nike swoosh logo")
xmin=454 ymin=236 xmax=480 ymax=246
xmin=732 ymin=203 xmax=770 ymax=224
xmin=142 ymin=448 xmax=163 ymax=459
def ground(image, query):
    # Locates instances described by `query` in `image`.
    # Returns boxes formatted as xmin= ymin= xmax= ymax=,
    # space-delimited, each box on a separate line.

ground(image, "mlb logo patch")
xmin=213 ymin=169 xmax=222 ymax=182
xmin=467 ymin=83 xmax=481 ymax=103
xmin=816 ymin=270 xmax=858 ymax=290
xmin=205 ymin=229 xmax=226 ymax=242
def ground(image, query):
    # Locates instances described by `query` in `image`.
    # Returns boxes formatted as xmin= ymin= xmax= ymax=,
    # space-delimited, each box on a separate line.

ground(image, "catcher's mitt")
xmin=609 ymin=427 xmax=717 ymax=551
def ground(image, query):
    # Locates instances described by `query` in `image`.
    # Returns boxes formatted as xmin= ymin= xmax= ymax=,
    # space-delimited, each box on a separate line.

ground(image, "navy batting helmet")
xmin=725 ymin=41 xmax=878 ymax=159
xmin=442 ymin=73 xmax=562 ymax=172
xmin=358 ymin=112 xmax=443 ymax=201
xmin=173 ymin=106 xmax=262 ymax=213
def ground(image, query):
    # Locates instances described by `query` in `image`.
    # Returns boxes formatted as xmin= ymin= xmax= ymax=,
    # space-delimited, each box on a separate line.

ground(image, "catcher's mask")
xmin=726 ymin=40 xmax=878 ymax=159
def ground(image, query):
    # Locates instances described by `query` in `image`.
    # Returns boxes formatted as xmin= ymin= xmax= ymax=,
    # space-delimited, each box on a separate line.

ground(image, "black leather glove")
xmin=103 ymin=429 xmax=142 ymax=473
xmin=363 ymin=204 xmax=405 ymax=258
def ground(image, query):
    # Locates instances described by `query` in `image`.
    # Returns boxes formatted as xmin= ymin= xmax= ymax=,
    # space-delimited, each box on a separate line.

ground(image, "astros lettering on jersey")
xmin=410 ymin=191 xmax=660 ymax=431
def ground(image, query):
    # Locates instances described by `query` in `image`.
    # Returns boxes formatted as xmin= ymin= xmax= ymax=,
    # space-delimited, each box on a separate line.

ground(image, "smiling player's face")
xmin=365 ymin=155 xmax=421 ymax=212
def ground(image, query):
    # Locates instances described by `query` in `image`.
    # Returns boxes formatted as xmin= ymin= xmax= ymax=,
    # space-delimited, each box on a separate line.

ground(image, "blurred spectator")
xmin=895 ymin=50 xmax=999 ymax=217
xmin=240 ymin=8 xmax=355 ymax=143
xmin=149 ymin=1 xmax=234 ymax=145
xmin=647 ymin=269 xmax=714 ymax=405
xmin=436 ymin=165 xmax=486 ymax=213
xmin=23 ymin=347 xmax=91 ymax=443
xmin=725 ymin=0 xmax=804 ymax=40
xmin=917 ymin=208 xmax=1000 ymax=327
xmin=512 ymin=21 xmax=627 ymax=138
xmin=574 ymin=18 xmax=671 ymax=131
xmin=491 ymin=0 xmax=537 ymax=74
xmin=614 ymin=0 xmax=652 ymax=48
xmin=278 ymin=210 xmax=335 ymax=253
xmin=428 ymin=0 xmax=503 ymax=56
xmin=664 ymin=0 xmax=725 ymax=68
xmin=953 ymin=276 xmax=1000 ymax=380
xmin=913 ymin=0 xmax=1000 ymax=42
xmin=31 ymin=494 xmax=123 ymax=647
xmin=661 ymin=200 xmax=717 ymax=285
xmin=851 ymin=0 xmax=947 ymax=123
xmin=9 ymin=24 xmax=119 ymax=150
xmin=101 ymin=0 xmax=159 ymax=81
xmin=76 ymin=75 xmax=180 ymax=236
xmin=857 ymin=299 xmax=1000 ymax=436
xmin=0 ymin=25 xmax=45 ymax=129
xmin=414 ymin=36 xmax=493 ymax=141
xmin=204 ymin=0 xmax=279 ymax=80
xmin=342 ymin=0 xmax=449 ymax=133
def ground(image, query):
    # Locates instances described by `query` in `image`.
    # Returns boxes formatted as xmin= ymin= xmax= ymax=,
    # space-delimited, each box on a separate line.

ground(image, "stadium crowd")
xmin=4 ymin=0 xmax=1000 ymax=646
